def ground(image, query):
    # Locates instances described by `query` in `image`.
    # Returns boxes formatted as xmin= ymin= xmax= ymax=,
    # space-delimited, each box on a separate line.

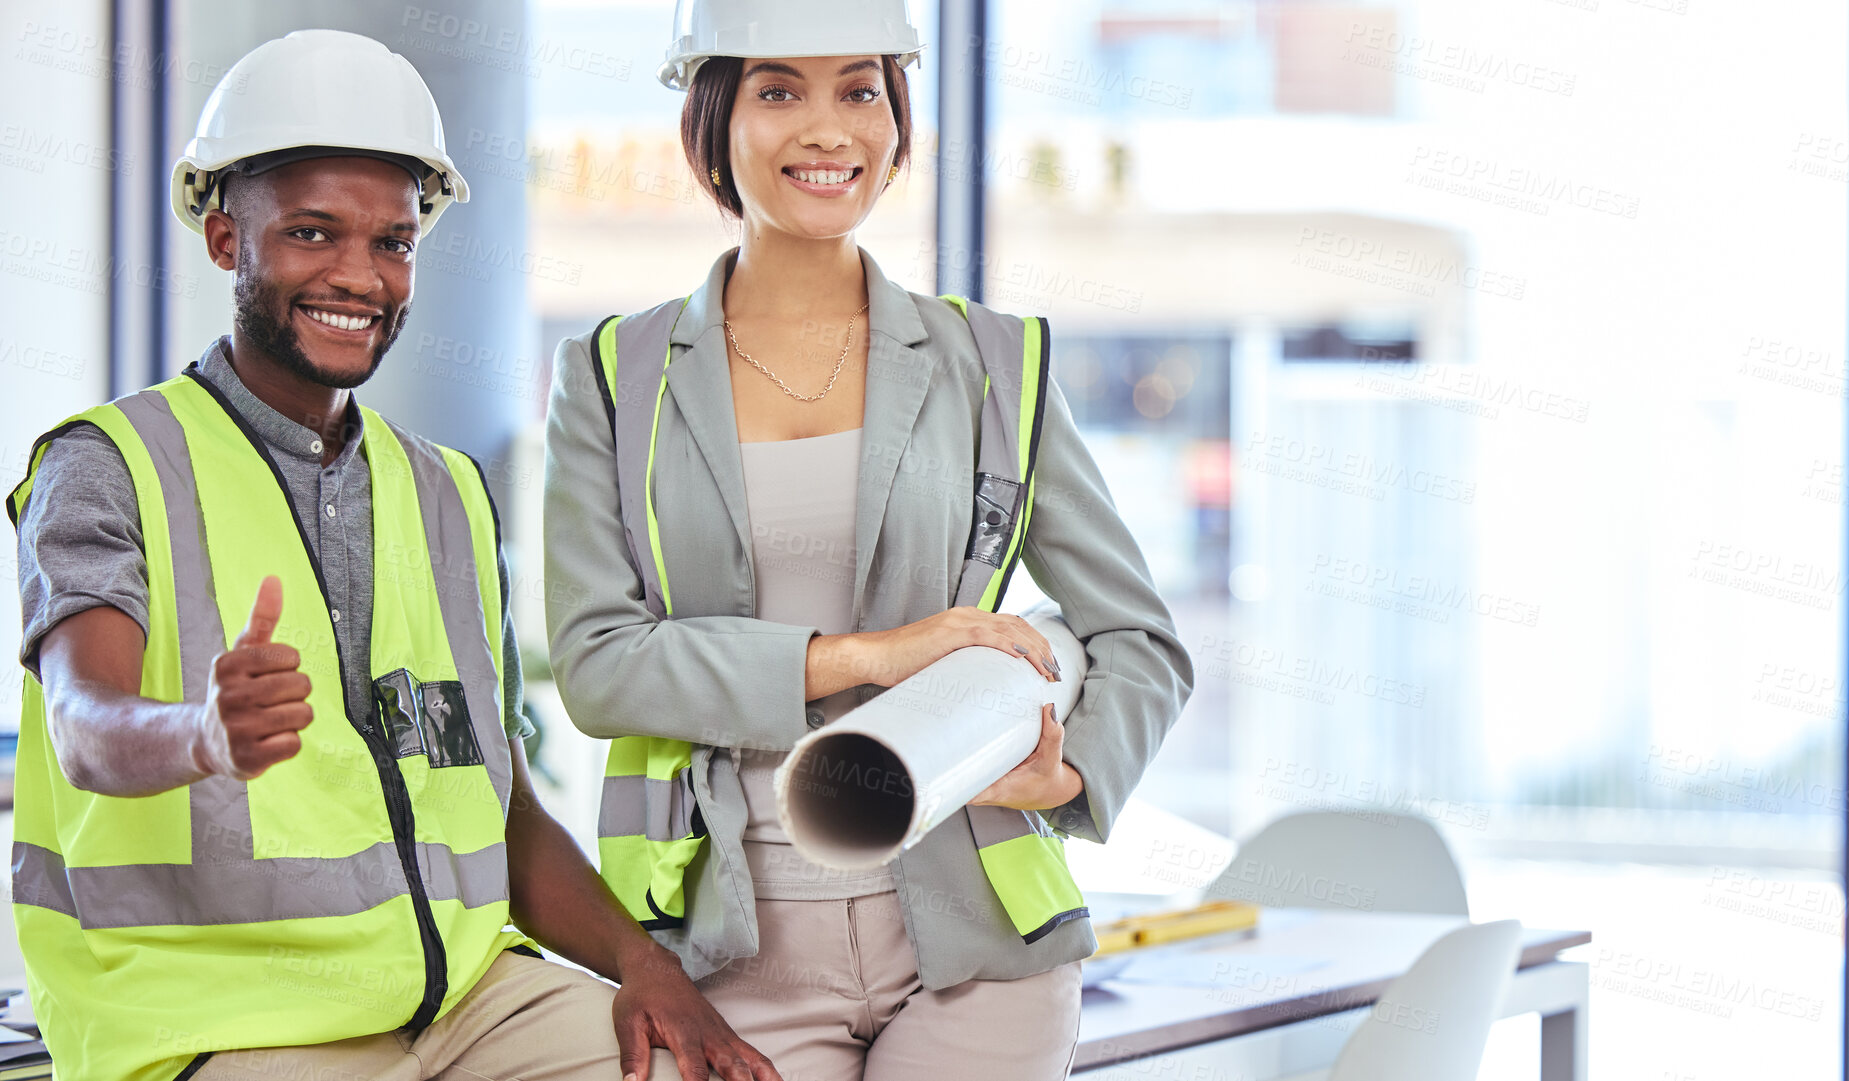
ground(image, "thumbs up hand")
xmin=193 ymin=576 xmax=315 ymax=781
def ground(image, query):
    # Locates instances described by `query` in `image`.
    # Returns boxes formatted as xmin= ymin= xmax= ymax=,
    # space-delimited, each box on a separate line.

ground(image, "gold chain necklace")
xmin=723 ymin=303 xmax=869 ymax=403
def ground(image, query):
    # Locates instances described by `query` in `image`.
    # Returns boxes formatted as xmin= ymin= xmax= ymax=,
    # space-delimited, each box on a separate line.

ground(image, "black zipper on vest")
xmin=184 ymin=366 xmax=449 ymax=1030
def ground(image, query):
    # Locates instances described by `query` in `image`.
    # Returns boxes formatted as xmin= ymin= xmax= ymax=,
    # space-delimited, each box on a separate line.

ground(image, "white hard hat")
xmin=659 ymin=0 xmax=925 ymax=91
xmin=171 ymin=29 xmax=469 ymax=236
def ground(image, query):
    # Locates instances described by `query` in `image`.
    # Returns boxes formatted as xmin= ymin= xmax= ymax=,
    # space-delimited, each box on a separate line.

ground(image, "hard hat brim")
xmin=231 ymin=146 xmax=430 ymax=188
xmin=170 ymin=150 xmax=467 ymax=238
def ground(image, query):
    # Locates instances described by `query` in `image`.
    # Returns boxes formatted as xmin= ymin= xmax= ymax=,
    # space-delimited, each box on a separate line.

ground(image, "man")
xmin=9 ymin=29 xmax=777 ymax=1081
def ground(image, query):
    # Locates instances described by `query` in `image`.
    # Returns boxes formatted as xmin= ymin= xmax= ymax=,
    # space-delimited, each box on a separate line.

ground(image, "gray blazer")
xmin=543 ymin=248 xmax=1194 ymax=988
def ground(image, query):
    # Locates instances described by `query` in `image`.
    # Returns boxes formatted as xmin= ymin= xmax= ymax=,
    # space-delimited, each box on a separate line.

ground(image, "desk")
xmin=1075 ymin=908 xmax=1590 ymax=1080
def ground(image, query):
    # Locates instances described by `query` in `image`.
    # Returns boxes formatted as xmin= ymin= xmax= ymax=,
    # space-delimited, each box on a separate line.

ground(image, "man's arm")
xmin=37 ymin=606 xmax=208 ymax=796
xmin=502 ymin=738 xmax=779 ymax=1081
xmin=37 ymin=578 xmax=313 ymax=796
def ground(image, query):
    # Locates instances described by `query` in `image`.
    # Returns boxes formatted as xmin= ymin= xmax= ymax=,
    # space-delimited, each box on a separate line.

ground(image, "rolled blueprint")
xmin=775 ymin=603 xmax=1089 ymax=870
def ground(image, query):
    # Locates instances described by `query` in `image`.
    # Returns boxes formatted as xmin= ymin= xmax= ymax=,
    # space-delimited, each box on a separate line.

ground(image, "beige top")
xmin=735 ymin=427 xmax=895 ymax=899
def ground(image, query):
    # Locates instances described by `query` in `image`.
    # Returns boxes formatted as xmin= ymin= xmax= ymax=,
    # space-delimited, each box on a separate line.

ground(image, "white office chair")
xmin=1325 ymin=919 xmax=1523 ymax=1081
xmin=1207 ymin=811 xmax=1470 ymax=916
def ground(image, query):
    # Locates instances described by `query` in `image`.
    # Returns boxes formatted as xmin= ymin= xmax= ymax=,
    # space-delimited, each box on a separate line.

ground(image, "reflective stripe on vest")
xmin=586 ymin=304 xmax=705 ymax=930
xmin=6 ymin=369 xmax=524 ymax=1081
xmin=596 ymin=736 xmax=704 ymax=929
xmin=582 ymin=294 xmax=1087 ymax=944
xmin=938 ymin=297 xmax=1089 ymax=945
xmin=965 ymin=787 xmax=1089 ymax=942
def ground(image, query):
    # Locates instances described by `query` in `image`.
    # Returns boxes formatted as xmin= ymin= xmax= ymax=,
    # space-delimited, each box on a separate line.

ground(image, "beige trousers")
xmin=191 ymin=950 xmax=681 ymax=1081
xmin=695 ymin=890 xmax=1082 ymax=1081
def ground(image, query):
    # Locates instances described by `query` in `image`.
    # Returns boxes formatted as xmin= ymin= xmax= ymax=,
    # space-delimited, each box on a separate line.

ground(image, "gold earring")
xmin=886 ymin=165 xmax=900 ymax=184
xmin=711 ymin=167 xmax=723 ymax=187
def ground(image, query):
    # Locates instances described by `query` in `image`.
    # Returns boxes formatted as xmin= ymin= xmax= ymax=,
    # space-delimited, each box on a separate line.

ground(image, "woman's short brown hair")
xmin=680 ymin=55 xmax=913 ymax=218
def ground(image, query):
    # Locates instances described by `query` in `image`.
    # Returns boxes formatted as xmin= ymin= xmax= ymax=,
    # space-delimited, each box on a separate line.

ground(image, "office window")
xmin=1280 ymin=323 xmax=1418 ymax=362
xmin=989 ymin=0 xmax=1845 ymax=1076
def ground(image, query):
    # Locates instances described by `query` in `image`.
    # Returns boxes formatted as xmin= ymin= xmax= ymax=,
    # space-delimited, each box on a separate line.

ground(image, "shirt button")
xmin=1061 ymin=811 xmax=1082 ymax=830
xmin=331 ymin=608 xmax=342 ymax=623
xmin=310 ymin=439 xmax=323 ymax=454
xmin=325 ymin=503 xmax=337 ymax=518
xmin=805 ymin=708 xmax=825 ymax=729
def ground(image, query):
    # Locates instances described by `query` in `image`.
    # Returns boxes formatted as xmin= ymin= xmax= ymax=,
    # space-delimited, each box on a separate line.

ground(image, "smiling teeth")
xmin=306 ymin=309 xmax=373 ymax=332
xmin=792 ymin=168 xmax=854 ymax=185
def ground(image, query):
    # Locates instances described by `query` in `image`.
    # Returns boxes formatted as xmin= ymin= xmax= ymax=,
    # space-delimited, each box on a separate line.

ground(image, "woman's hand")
xmin=846 ymin=606 xmax=1062 ymax=689
xmin=970 ymin=704 xmax=1085 ymax=811
xmin=610 ymin=947 xmax=782 ymax=1081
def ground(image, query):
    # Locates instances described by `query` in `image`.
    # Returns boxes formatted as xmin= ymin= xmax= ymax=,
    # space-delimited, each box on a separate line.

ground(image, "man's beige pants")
xmin=191 ymin=950 xmax=682 ymax=1080
xmin=695 ymin=890 xmax=1083 ymax=1081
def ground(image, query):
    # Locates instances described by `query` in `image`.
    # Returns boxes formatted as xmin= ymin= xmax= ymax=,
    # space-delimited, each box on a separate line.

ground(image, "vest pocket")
xmin=373 ymin=668 xmax=484 ymax=768
xmin=419 ymin=680 xmax=483 ymax=768
xmin=966 ymin=472 xmax=1022 ymax=568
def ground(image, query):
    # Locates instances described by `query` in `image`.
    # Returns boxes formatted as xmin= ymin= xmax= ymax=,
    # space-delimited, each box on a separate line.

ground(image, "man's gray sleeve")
xmin=15 ymin=424 xmax=151 ymax=679
xmin=497 ymin=543 xmax=532 ymax=740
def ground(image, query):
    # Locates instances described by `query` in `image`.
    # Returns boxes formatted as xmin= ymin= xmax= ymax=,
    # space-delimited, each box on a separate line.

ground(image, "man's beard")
xmin=232 ymin=263 xmax=409 ymax=391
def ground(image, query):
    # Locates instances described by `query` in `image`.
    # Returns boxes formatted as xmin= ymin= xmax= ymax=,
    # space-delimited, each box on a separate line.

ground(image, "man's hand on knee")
xmin=610 ymin=951 xmax=782 ymax=1081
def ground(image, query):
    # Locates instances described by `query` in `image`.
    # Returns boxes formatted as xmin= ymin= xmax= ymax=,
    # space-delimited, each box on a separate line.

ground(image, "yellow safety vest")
xmin=7 ymin=367 xmax=525 ymax=1081
xmin=584 ymin=295 xmax=1088 ymax=944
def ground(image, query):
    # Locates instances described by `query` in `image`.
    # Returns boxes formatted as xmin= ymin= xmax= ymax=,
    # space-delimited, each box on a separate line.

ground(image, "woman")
xmin=543 ymin=3 xmax=1193 ymax=1077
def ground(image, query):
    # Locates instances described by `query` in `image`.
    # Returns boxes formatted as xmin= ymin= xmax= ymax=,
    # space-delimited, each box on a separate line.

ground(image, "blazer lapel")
xmin=662 ymin=329 xmax=755 ymax=573
xmin=662 ymin=254 xmax=755 ymax=585
xmin=852 ymin=252 xmax=937 ymax=622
